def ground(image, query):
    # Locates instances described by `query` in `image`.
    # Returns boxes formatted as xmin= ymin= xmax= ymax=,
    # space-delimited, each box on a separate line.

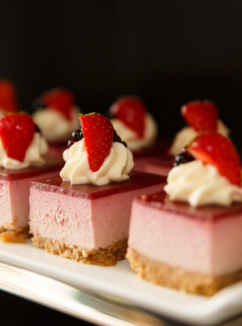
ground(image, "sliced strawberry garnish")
xmin=80 ymin=113 xmax=114 ymax=172
xmin=110 ymin=97 xmax=146 ymax=138
xmin=187 ymin=131 xmax=241 ymax=186
xmin=0 ymin=80 xmax=19 ymax=113
xmin=181 ymin=101 xmax=218 ymax=132
xmin=0 ymin=113 xmax=35 ymax=162
xmin=42 ymin=89 xmax=74 ymax=121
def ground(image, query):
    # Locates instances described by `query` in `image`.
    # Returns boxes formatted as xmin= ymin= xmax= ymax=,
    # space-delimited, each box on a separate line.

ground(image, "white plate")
xmin=0 ymin=240 xmax=242 ymax=326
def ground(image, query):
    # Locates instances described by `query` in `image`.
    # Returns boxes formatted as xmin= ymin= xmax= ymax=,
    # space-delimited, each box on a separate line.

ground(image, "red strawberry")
xmin=181 ymin=101 xmax=218 ymax=132
xmin=187 ymin=131 xmax=241 ymax=186
xmin=0 ymin=80 xmax=19 ymax=113
xmin=110 ymin=97 xmax=146 ymax=138
xmin=42 ymin=89 xmax=74 ymax=121
xmin=0 ymin=113 xmax=35 ymax=162
xmin=80 ymin=113 xmax=114 ymax=172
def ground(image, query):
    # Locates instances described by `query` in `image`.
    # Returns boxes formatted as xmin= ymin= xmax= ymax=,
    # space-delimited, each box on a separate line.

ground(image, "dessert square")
xmin=127 ymin=191 xmax=242 ymax=296
xmin=29 ymin=172 xmax=165 ymax=266
xmin=0 ymin=157 xmax=63 ymax=243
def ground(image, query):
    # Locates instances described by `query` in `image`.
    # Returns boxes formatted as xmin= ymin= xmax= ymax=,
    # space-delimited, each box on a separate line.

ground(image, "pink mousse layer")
xmin=129 ymin=191 xmax=242 ymax=276
xmin=29 ymin=172 xmax=166 ymax=251
xmin=0 ymin=157 xmax=63 ymax=229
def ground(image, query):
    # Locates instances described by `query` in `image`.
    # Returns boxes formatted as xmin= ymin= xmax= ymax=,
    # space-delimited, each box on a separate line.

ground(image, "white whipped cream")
xmin=33 ymin=106 xmax=80 ymax=142
xmin=60 ymin=139 xmax=134 ymax=186
xmin=110 ymin=113 xmax=158 ymax=151
xmin=170 ymin=119 xmax=230 ymax=156
xmin=164 ymin=160 xmax=242 ymax=207
xmin=0 ymin=132 xmax=48 ymax=169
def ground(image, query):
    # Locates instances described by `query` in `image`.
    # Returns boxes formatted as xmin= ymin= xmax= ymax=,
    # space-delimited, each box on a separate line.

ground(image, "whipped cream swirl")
xmin=33 ymin=106 xmax=81 ymax=142
xmin=164 ymin=160 xmax=242 ymax=207
xmin=0 ymin=132 xmax=48 ymax=169
xmin=170 ymin=120 xmax=230 ymax=156
xmin=60 ymin=139 xmax=134 ymax=186
xmin=110 ymin=113 xmax=158 ymax=151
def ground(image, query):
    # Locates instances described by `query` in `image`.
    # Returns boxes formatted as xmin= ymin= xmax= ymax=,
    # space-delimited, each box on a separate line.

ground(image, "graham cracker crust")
xmin=0 ymin=225 xmax=29 ymax=244
xmin=126 ymin=248 xmax=242 ymax=296
xmin=32 ymin=235 xmax=128 ymax=266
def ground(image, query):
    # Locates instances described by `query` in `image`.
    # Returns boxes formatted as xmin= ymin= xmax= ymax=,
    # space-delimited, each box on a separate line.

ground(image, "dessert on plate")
xmin=32 ymin=88 xmax=81 ymax=157
xmin=144 ymin=100 xmax=230 ymax=176
xmin=29 ymin=113 xmax=165 ymax=266
xmin=0 ymin=113 xmax=63 ymax=243
xmin=0 ymin=79 xmax=20 ymax=118
xmin=107 ymin=96 xmax=165 ymax=171
xmin=127 ymin=131 xmax=242 ymax=296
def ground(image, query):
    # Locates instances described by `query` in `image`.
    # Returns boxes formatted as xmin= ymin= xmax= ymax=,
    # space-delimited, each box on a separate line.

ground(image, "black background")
xmin=1 ymin=1 xmax=242 ymax=325
xmin=1 ymin=1 xmax=242 ymax=148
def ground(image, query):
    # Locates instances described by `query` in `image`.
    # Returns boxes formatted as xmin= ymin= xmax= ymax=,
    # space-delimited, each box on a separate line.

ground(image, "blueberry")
xmin=72 ymin=129 xmax=83 ymax=141
xmin=68 ymin=140 xmax=76 ymax=148
xmin=174 ymin=150 xmax=194 ymax=167
xmin=113 ymin=130 xmax=127 ymax=147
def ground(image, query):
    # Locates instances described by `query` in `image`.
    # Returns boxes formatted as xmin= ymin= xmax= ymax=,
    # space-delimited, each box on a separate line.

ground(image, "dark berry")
xmin=72 ymin=129 xmax=83 ymax=141
xmin=174 ymin=149 xmax=194 ymax=167
xmin=32 ymin=98 xmax=45 ymax=111
xmin=68 ymin=140 xmax=76 ymax=148
xmin=113 ymin=130 xmax=127 ymax=147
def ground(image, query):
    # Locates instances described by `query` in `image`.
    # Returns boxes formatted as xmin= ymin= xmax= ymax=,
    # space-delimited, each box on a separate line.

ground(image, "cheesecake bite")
xmin=0 ymin=113 xmax=63 ymax=243
xmin=29 ymin=113 xmax=165 ymax=266
xmin=144 ymin=101 xmax=230 ymax=176
xmin=107 ymin=96 xmax=164 ymax=171
xmin=32 ymin=88 xmax=81 ymax=157
xmin=170 ymin=100 xmax=229 ymax=156
xmin=127 ymin=131 xmax=242 ymax=295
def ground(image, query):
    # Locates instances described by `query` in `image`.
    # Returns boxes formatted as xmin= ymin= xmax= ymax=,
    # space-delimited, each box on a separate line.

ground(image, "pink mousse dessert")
xmin=32 ymin=88 xmax=81 ymax=157
xmin=127 ymin=131 xmax=242 ymax=295
xmin=144 ymin=101 xmax=230 ymax=176
xmin=0 ymin=113 xmax=63 ymax=243
xmin=29 ymin=113 xmax=165 ymax=266
xmin=107 ymin=96 xmax=169 ymax=171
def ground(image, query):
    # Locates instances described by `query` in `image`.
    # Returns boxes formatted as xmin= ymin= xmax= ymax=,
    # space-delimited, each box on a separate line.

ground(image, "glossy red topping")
xmin=188 ymin=131 xmax=241 ymax=187
xmin=0 ymin=80 xmax=19 ymax=113
xmin=111 ymin=97 xmax=146 ymax=138
xmin=0 ymin=113 xmax=35 ymax=162
xmin=42 ymin=89 xmax=74 ymax=121
xmin=80 ymin=113 xmax=114 ymax=172
xmin=181 ymin=101 xmax=218 ymax=132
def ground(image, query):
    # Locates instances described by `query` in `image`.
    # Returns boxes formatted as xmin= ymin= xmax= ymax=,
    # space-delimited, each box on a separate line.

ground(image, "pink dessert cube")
xmin=127 ymin=191 xmax=242 ymax=296
xmin=0 ymin=157 xmax=63 ymax=242
xmin=29 ymin=172 xmax=166 ymax=266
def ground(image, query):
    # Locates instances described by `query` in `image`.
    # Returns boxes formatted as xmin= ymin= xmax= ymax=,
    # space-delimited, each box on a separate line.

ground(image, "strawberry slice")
xmin=0 ymin=80 xmax=19 ymax=113
xmin=0 ymin=113 xmax=35 ymax=162
xmin=80 ymin=113 xmax=114 ymax=172
xmin=111 ymin=97 xmax=146 ymax=138
xmin=187 ymin=131 xmax=241 ymax=186
xmin=181 ymin=101 xmax=218 ymax=132
xmin=42 ymin=89 xmax=74 ymax=121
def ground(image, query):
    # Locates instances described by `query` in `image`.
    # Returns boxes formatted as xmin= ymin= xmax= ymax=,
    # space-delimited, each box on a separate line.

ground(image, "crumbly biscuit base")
xmin=32 ymin=235 xmax=128 ymax=266
xmin=0 ymin=224 xmax=29 ymax=243
xmin=126 ymin=248 xmax=242 ymax=296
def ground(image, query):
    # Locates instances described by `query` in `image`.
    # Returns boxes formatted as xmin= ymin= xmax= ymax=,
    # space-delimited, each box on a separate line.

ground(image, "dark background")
xmin=1 ymin=1 xmax=242 ymax=148
xmin=1 ymin=1 xmax=242 ymax=325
